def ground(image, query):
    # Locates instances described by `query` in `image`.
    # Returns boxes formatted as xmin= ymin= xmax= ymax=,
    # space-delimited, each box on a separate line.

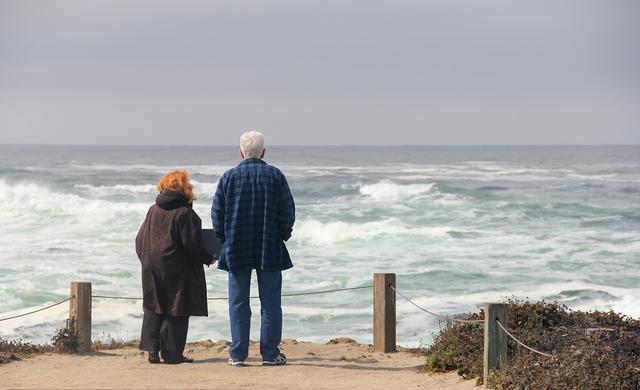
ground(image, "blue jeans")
xmin=228 ymin=269 xmax=282 ymax=361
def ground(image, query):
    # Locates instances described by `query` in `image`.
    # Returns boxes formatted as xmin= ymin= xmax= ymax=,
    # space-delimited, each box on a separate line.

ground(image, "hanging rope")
xmin=0 ymin=297 xmax=72 ymax=322
xmin=92 ymin=285 xmax=374 ymax=301
xmin=495 ymin=319 xmax=556 ymax=358
xmin=390 ymin=286 xmax=483 ymax=324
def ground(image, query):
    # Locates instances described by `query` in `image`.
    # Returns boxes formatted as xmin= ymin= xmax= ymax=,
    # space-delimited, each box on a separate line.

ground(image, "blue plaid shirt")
xmin=211 ymin=158 xmax=295 ymax=273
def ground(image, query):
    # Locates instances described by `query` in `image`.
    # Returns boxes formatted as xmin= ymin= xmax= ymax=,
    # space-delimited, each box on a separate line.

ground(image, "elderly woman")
xmin=135 ymin=170 xmax=214 ymax=364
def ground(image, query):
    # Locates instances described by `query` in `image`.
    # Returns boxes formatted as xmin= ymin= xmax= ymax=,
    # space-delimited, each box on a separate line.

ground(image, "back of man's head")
xmin=240 ymin=131 xmax=265 ymax=159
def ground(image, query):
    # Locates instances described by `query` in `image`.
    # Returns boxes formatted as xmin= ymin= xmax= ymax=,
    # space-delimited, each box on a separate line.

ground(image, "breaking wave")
xmin=293 ymin=218 xmax=457 ymax=245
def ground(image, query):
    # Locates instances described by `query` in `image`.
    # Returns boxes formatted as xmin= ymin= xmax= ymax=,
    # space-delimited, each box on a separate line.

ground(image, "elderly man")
xmin=212 ymin=131 xmax=295 ymax=367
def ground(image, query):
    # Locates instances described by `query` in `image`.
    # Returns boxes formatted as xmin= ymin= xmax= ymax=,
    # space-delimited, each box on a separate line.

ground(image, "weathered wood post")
xmin=483 ymin=303 xmax=508 ymax=381
xmin=69 ymin=282 xmax=92 ymax=353
xmin=373 ymin=273 xmax=396 ymax=353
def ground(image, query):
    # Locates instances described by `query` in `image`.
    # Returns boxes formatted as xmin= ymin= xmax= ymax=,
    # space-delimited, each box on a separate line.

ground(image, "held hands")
xmin=205 ymin=254 xmax=217 ymax=267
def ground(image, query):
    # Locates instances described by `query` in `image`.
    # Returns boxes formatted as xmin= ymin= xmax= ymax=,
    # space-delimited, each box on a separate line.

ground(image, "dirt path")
xmin=0 ymin=339 xmax=477 ymax=389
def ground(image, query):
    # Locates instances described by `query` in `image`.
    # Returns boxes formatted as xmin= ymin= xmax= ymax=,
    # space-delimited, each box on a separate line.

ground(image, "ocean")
xmin=0 ymin=145 xmax=639 ymax=346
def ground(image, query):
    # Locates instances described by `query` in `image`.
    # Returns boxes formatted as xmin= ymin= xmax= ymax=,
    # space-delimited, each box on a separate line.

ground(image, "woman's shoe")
xmin=148 ymin=351 xmax=161 ymax=364
xmin=164 ymin=355 xmax=194 ymax=364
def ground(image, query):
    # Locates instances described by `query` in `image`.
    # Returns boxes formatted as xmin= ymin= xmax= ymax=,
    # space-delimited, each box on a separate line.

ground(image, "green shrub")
xmin=51 ymin=319 xmax=80 ymax=353
xmin=424 ymin=319 xmax=484 ymax=381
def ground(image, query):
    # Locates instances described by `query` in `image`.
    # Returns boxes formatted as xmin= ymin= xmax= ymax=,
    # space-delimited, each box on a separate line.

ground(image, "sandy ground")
xmin=0 ymin=339 xmax=478 ymax=390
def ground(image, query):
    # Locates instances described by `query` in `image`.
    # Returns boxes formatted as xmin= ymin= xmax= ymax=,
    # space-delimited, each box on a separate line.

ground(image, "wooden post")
xmin=483 ymin=303 xmax=508 ymax=381
xmin=69 ymin=282 xmax=92 ymax=353
xmin=373 ymin=273 xmax=396 ymax=353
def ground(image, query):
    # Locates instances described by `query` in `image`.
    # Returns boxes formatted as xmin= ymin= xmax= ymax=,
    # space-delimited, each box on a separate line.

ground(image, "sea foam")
xmin=359 ymin=181 xmax=436 ymax=201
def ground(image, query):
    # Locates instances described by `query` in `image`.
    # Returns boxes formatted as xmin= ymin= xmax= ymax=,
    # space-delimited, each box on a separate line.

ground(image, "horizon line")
xmin=1 ymin=143 xmax=639 ymax=147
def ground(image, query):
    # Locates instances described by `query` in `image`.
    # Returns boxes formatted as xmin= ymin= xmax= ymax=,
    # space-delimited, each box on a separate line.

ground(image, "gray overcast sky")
xmin=0 ymin=0 xmax=638 ymax=145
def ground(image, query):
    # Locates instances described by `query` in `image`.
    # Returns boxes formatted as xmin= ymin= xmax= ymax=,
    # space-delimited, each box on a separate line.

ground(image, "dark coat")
xmin=135 ymin=191 xmax=212 ymax=317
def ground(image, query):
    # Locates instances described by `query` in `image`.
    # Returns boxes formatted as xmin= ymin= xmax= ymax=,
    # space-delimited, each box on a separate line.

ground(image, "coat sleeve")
xmin=135 ymin=208 xmax=151 ymax=261
xmin=277 ymin=173 xmax=296 ymax=242
xmin=211 ymin=176 xmax=226 ymax=243
xmin=179 ymin=209 xmax=213 ymax=266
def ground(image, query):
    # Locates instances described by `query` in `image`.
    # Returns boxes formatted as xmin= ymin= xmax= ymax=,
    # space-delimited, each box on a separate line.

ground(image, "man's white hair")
xmin=240 ymin=130 xmax=265 ymax=159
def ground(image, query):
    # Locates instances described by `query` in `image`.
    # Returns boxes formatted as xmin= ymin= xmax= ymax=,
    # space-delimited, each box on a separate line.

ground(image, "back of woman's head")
xmin=156 ymin=170 xmax=196 ymax=201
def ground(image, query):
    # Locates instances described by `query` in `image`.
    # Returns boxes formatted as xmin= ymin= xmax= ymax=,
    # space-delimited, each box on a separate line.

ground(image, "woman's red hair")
xmin=156 ymin=170 xmax=196 ymax=201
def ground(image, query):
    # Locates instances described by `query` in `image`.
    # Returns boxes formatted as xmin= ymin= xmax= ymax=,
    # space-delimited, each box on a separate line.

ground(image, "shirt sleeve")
xmin=211 ymin=176 xmax=226 ymax=243
xmin=277 ymin=172 xmax=296 ymax=242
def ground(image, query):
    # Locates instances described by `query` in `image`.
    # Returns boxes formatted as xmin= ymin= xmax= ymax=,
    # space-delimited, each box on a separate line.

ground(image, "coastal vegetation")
xmin=1 ymin=320 xmax=79 ymax=363
xmin=423 ymin=300 xmax=640 ymax=389
xmin=0 ymin=338 xmax=53 ymax=364
xmin=1 ymin=320 xmax=132 ymax=363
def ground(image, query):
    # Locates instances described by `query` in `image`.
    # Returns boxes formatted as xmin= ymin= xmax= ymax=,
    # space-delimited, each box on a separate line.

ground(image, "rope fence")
xmin=0 ymin=286 xmax=374 ymax=321
xmin=0 ymin=274 xmax=613 ymax=381
xmin=0 ymin=284 xmax=570 ymax=359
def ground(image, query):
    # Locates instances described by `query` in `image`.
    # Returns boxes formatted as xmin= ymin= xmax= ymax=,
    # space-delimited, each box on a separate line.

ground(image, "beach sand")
xmin=0 ymin=339 xmax=477 ymax=389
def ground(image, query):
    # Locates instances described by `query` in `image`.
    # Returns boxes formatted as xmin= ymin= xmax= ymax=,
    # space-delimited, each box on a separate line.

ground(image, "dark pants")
xmin=228 ymin=270 xmax=282 ymax=362
xmin=139 ymin=310 xmax=189 ymax=363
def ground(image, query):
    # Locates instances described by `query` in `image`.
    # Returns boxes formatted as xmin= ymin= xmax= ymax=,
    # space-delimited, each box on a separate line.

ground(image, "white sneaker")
xmin=228 ymin=358 xmax=246 ymax=367
xmin=262 ymin=353 xmax=287 ymax=366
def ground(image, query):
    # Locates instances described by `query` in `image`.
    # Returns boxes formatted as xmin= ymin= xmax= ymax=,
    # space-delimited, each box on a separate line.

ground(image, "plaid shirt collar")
xmin=240 ymin=158 xmax=266 ymax=165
